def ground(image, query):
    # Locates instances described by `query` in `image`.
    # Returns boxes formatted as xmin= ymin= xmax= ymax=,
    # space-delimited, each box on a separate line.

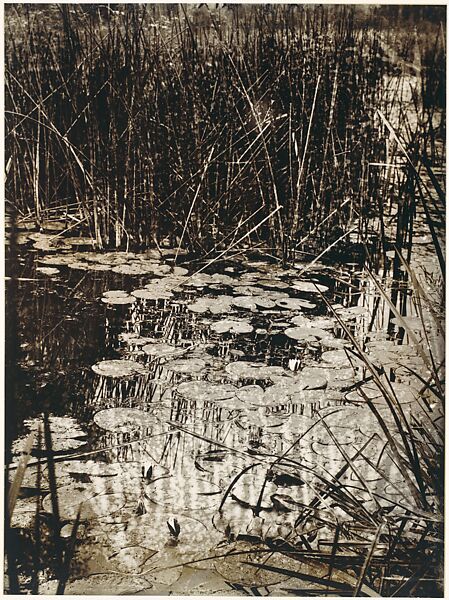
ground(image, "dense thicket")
xmin=5 ymin=4 xmax=445 ymax=257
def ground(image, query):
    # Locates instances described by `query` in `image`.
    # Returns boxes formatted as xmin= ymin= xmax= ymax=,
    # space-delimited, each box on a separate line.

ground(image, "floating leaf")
xmin=236 ymin=385 xmax=266 ymax=406
xmin=187 ymin=296 xmax=233 ymax=315
xmin=93 ymin=408 xmax=154 ymax=433
xmin=284 ymin=326 xmax=328 ymax=341
xmin=42 ymin=484 xmax=126 ymax=520
xmin=112 ymin=264 xmax=151 ymax=275
xmin=225 ymin=361 xmax=286 ymax=381
xmin=101 ymin=295 xmax=136 ymax=305
xmin=320 ymin=349 xmax=353 ymax=367
xmin=292 ymin=280 xmax=329 ymax=293
xmin=132 ymin=288 xmax=173 ymax=300
xmin=258 ymin=278 xmax=291 ymax=290
xmin=291 ymin=315 xmax=335 ymax=329
xmin=164 ymin=357 xmax=207 ymax=374
xmin=12 ymin=416 xmax=87 ymax=455
xmin=232 ymin=296 xmax=276 ymax=310
xmin=91 ymin=359 xmax=147 ymax=378
xmin=211 ymin=319 xmax=254 ymax=334
xmin=145 ymin=476 xmax=221 ymax=510
xmin=36 ymin=266 xmax=60 ymax=276
xmin=142 ymin=342 xmax=183 ymax=358
xmin=103 ymin=290 xmax=129 ymax=298
xmin=335 ymin=305 xmax=369 ymax=319
xmin=109 ymin=546 xmax=158 ymax=574
xmin=176 ymin=380 xmax=237 ymax=402
xmin=276 ymin=298 xmax=316 ymax=310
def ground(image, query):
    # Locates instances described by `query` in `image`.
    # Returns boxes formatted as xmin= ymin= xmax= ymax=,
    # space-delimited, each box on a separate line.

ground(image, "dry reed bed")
xmin=5 ymin=5 xmax=443 ymax=258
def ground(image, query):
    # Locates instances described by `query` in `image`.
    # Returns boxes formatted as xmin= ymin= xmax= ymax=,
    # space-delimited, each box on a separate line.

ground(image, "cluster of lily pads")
xmin=9 ymin=247 xmax=436 ymax=595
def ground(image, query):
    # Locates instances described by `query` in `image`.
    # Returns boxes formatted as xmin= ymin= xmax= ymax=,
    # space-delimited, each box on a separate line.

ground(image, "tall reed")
xmin=6 ymin=4 xmax=441 ymax=258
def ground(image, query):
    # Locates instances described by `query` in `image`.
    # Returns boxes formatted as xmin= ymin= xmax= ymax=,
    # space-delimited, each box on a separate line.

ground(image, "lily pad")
xmin=93 ymin=408 xmax=154 ymax=433
xmin=43 ymin=484 xmax=126 ymax=520
xmin=103 ymin=290 xmax=129 ymax=298
xmin=292 ymin=280 xmax=329 ymax=293
xmin=132 ymin=288 xmax=173 ymax=300
xmin=225 ymin=361 xmax=286 ymax=381
xmin=91 ymin=359 xmax=147 ymax=378
xmin=232 ymin=296 xmax=276 ymax=310
xmin=284 ymin=326 xmax=328 ymax=341
xmin=320 ymin=349 xmax=353 ymax=368
xmin=101 ymin=295 xmax=136 ymax=305
xmin=36 ymin=266 xmax=60 ymax=276
xmin=291 ymin=315 xmax=335 ymax=329
xmin=335 ymin=305 xmax=369 ymax=319
xmin=142 ymin=343 xmax=183 ymax=358
xmin=276 ymin=298 xmax=316 ymax=310
xmin=187 ymin=296 xmax=233 ymax=315
xmin=112 ymin=264 xmax=150 ymax=276
xmin=12 ymin=416 xmax=87 ymax=455
xmin=145 ymin=476 xmax=221 ymax=510
xmin=236 ymin=385 xmax=266 ymax=406
xmin=211 ymin=319 xmax=254 ymax=334
xmin=177 ymin=380 xmax=237 ymax=402
xmin=164 ymin=357 xmax=207 ymax=374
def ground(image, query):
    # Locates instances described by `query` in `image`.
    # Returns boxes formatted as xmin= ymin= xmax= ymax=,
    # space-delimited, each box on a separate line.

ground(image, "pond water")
xmin=5 ymin=229 xmax=443 ymax=595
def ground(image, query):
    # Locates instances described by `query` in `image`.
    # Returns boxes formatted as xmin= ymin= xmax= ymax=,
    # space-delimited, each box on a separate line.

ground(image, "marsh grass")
xmin=5 ymin=5 xmax=444 ymax=259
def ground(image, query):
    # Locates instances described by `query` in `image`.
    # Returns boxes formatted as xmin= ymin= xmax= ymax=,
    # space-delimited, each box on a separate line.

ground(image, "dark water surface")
xmin=5 ymin=241 xmax=443 ymax=595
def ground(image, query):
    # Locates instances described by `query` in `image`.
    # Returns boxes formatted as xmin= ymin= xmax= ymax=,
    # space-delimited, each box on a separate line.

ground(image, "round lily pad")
xmin=276 ymin=298 xmax=316 ymax=310
xmin=36 ymin=266 xmax=60 ymax=276
xmin=142 ymin=343 xmax=182 ymax=358
xmin=291 ymin=315 xmax=335 ymax=329
xmin=164 ymin=357 xmax=207 ymax=374
xmin=236 ymin=385 xmax=266 ymax=406
xmin=232 ymin=296 xmax=276 ymax=310
xmin=11 ymin=416 xmax=87 ymax=456
xmin=292 ymin=280 xmax=329 ymax=293
xmin=176 ymin=380 xmax=237 ymax=402
xmin=101 ymin=296 xmax=136 ymax=305
xmin=43 ymin=484 xmax=126 ymax=520
xmin=211 ymin=319 xmax=254 ymax=334
xmin=112 ymin=264 xmax=149 ymax=275
xmin=284 ymin=326 xmax=328 ymax=341
xmin=103 ymin=290 xmax=129 ymax=298
xmin=225 ymin=361 xmax=286 ymax=381
xmin=335 ymin=305 xmax=369 ymax=319
xmin=93 ymin=408 xmax=154 ymax=433
xmin=91 ymin=359 xmax=147 ymax=378
xmin=320 ymin=349 xmax=352 ymax=367
xmin=145 ymin=476 xmax=221 ymax=510
xmin=132 ymin=288 xmax=173 ymax=300
xmin=187 ymin=297 xmax=233 ymax=315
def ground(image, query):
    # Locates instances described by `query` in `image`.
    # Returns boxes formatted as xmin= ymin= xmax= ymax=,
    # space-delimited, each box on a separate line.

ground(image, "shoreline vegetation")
xmin=5 ymin=4 xmax=444 ymax=260
xmin=4 ymin=4 xmax=445 ymax=597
